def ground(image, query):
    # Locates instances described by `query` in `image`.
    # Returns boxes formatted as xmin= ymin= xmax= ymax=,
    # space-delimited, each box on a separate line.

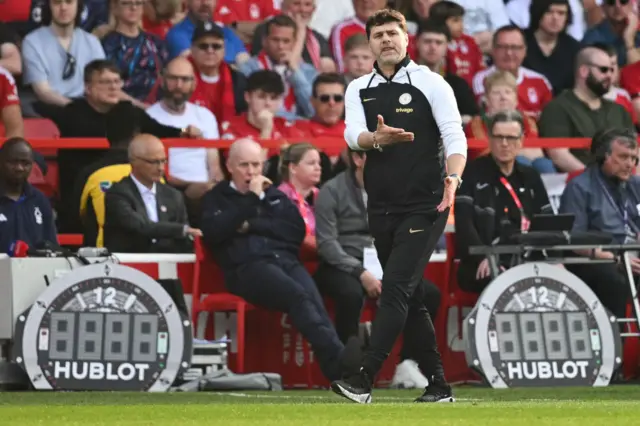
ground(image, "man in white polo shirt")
xmin=146 ymin=56 xmax=224 ymax=221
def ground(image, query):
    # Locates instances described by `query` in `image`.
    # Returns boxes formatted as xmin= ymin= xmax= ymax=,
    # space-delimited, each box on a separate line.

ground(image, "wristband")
xmin=372 ymin=131 xmax=383 ymax=151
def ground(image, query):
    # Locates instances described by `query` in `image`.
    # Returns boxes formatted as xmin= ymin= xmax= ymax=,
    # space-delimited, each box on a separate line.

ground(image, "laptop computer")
xmin=528 ymin=213 xmax=575 ymax=232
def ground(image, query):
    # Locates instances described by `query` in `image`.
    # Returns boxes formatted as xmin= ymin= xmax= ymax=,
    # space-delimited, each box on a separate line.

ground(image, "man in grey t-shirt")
xmin=22 ymin=0 xmax=104 ymax=114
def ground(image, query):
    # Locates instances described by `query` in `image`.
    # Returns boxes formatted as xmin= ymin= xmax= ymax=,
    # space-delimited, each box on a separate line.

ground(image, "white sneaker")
xmin=390 ymin=359 xmax=429 ymax=389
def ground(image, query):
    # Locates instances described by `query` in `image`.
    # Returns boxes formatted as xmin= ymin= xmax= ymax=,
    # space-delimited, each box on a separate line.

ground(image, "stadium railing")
xmin=0 ymin=136 xmax=593 ymax=246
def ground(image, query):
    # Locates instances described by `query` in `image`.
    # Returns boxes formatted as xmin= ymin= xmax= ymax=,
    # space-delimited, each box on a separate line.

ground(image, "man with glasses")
xmin=22 ymin=0 xmax=105 ymax=116
xmin=146 ymin=57 xmax=223 ymax=222
xmin=471 ymin=25 xmax=553 ymax=118
xmin=454 ymin=110 xmax=552 ymax=293
xmin=539 ymin=45 xmax=634 ymax=172
xmin=166 ymin=0 xmax=247 ymax=64
xmin=104 ymin=134 xmax=201 ymax=253
xmin=583 ymin=0 xmax=640 ymax=67
xmin=190 ymin=21 xmax=248 ymax=126
xmin=296 ymin=73 xmax=347 ymax=138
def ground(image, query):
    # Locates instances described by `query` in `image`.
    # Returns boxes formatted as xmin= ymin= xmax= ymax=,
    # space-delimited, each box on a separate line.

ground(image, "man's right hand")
xmin=249 ymin=175 xmax=272 ymax=196
xmin=374 ymin=115 xmax=414 ymax=146
xmin=256 ymin=109 xmax=275 ymax=135
xmin=476 ymin=258 xmax=491 ymax=280
xmin=360 ymin=270 xmax=382 ymax=298
xmin=185 ymin=227 xmax=203 ymax=238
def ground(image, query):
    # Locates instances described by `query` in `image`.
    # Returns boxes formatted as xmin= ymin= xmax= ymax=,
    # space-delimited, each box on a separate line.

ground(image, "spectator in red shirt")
xmin=189 ymin=21 xmax=248 ymax=126
xmin=603 ymin=44 xmax=638 ymax=125
xmin=465 ymin=70 xmax=555 ymax=173
xmin=0 ymin=66 xmax=23 ymax=138
xmin=297 ymin=73 xmax=346 ymax=139
xmin=429 ymin=1 xmax=485 ymax=88
xmin=220 ymin=69 xmax=305 ymax=142
xmin=143 ymin=0 xmax=186 ymax=39
xmin=330 ymin=0 xmax=387 ymax=72
xmin=619 ymin=50 xmax=640 ymax=124
xmin=343 ymin=33 xmax=375 ymax=85
xmin=215 ymin=0 xmax=279 ymax=45
xmin=472 ymin=25 xmax=553 ymax=118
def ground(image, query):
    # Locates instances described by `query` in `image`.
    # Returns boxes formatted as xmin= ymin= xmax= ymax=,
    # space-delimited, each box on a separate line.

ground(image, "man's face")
xmin=188 ymin=0 xmax=216 ymax=21
xmin=86 ymin=70 xmax=123 ymax=106
xmin=447 ymin=16 xmax=464 ymax=39
xmin=539 ymin=4 xmax=569 ymax=35
xmin=312 ymin=82 xmax=345 ymax=126
xmin=115 ymin=0 xmax=145 ymax=25
xmin=353 ymin=0 xmax=387 ymax=21
xmin=489 ymin=121 xmax=523 ymax=164
xmin=369 ymin=22 xmax=408 ymax=67
xmin=246 ymin=89 xmax=283 ymax=116
xmin=611 ymin=54 xmax=620 ymax=85
xmin=163 ymin=68 xmax=196 ymax=106
xmin=604 ymin=0 xmax=632 ymax=23
xmin=132 ymin=145 xmax=167 ymax=183
xmin=583 ymin=51 xmax=614 ymax=97
xmin=1 ymin=144 xmax=33 ymax=186
xmin=486 ymin=84 xmax=518 ymax=115
xmin=492 ymin=30 xmax=526 ymax=74
xmin=284 ymin=0 xmax=316 ymax=21
xmin=344 ymin=46 xmax=375 ymax=78
xmin=227 ymin=146 xmax=264 ymax=192
xmin=50 ymin=0 xmax=78 ymax=27
xmin=603 ymin=139 xmax=638 ymax=181
xmin=263 ymin=25 xmax=295 ymax=63
xmin=417 ymin=31 xmax=447 ymax=67
xmin=192 ymin=35 xmax=225 ymax=69
xmin=413 ymin=0 xmax=439 ymax=20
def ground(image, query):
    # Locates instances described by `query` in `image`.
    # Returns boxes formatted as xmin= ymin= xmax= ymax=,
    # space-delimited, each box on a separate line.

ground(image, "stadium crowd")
xmin=1 ymin=0 xmax=640 ymax=385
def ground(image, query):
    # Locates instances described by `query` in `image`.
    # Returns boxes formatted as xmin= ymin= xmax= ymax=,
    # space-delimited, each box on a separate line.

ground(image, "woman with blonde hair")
xmin=98 ymin=0 xmax=169 ymax=105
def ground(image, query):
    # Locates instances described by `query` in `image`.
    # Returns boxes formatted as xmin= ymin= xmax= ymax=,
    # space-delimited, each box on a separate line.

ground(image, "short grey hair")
xmin=487 ymin=110 xmax=525 ymax=137
xmin=593 ymin=128 xmax=638 ymax=157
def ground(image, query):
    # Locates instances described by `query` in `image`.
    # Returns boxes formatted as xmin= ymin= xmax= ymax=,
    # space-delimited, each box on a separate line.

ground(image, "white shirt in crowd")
xmin=310 ymin=0 xmax=355 ymax=39
xmin=146 ymin=102 xmax=220 ymax=183
xmin=451 ymin=0 xmax=510 ymax=34
xmin=130 ymin=173 xmax=158 ymax=223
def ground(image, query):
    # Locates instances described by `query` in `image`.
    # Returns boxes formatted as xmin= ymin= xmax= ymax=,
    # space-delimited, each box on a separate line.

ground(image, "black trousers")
xmin=362 ymin=210 xmax=449 ymax=380
xmin=566 ymin=262 xmax=631 ymax=321
xmin=224 ymin=256 xmax=344 ymax=381
xmin=314 ymin=262 xmax=441 ymax=362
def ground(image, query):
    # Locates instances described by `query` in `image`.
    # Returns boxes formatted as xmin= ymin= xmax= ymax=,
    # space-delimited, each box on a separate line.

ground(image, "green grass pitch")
xmin=2 ymin=386 xmax=640 ymax=425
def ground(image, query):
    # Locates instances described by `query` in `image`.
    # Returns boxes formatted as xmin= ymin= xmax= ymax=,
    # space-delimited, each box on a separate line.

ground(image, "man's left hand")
xmin=181 ymin=125 xmax=203 ymax=138
xmin=437 ymin=176 xmax=459 ymax=212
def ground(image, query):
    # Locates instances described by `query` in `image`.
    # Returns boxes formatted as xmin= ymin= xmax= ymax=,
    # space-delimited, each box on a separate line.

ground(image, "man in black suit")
xmin=104 ymin=134 xmax=202 ymax=253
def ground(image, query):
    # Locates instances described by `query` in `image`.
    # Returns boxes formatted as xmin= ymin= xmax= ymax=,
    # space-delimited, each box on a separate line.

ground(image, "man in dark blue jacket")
xmin=201 ymin=138 xmax=359 ymax=381
xmin=0 ymin=137 xmax=57 ymax=254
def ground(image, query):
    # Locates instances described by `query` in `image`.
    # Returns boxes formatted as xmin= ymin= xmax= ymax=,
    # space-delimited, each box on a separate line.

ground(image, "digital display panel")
xmin=13 ymin=263 xmax=193 ymax=392
xmin=464 ymin=263 xmax=623 ymax=389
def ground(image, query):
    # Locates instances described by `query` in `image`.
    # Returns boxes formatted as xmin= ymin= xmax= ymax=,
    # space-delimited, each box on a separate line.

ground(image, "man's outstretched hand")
xmin=374 ymin=115 xmax=414 ymax=146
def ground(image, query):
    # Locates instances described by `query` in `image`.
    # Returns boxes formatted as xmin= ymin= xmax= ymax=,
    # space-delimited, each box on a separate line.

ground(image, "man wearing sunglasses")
xmin=296 ymin=73 xmax=347 ymax=139
xmin=582 ymin=0 xmax=640 ymax=67
xmin=539 ymin=45 xmax=634 ymax=172
xmin=189 ymin=21 xmax=248 ymax=127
